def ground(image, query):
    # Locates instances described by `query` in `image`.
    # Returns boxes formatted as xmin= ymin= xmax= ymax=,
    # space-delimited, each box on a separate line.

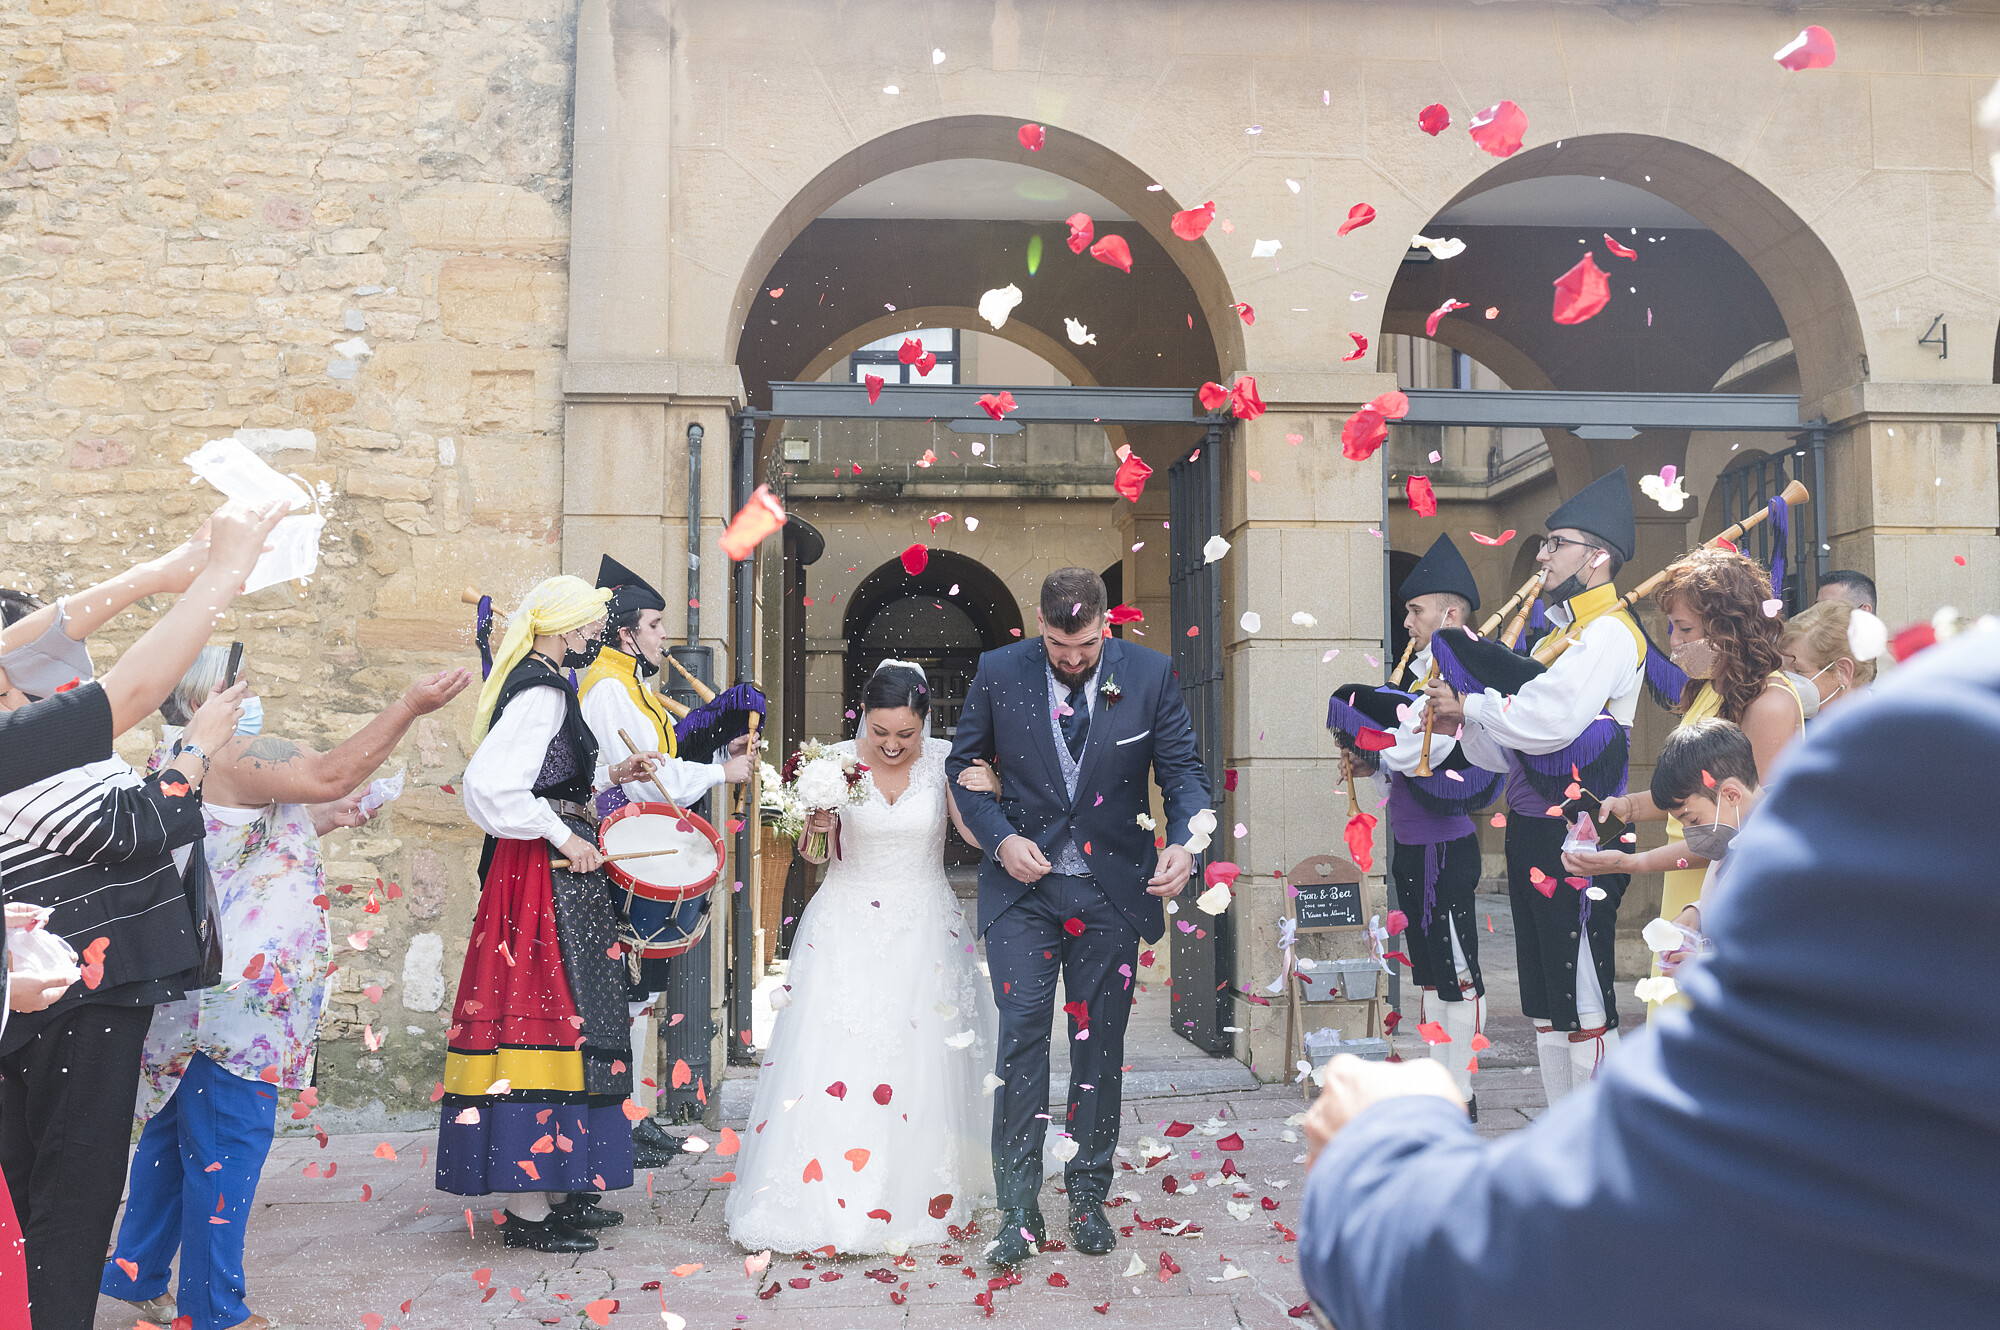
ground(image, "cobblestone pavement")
xmin=92 ymin=889 xmax=1576 ymax=1330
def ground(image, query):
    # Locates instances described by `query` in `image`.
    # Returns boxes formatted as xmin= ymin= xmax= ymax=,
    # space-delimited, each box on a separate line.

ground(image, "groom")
xmin=949 ymin=567 xmax=1211 ymax=1267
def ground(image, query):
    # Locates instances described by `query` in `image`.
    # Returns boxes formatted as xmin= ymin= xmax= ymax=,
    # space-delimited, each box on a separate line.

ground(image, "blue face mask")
xmin=235 ymin=695 xmax=264 ymax=736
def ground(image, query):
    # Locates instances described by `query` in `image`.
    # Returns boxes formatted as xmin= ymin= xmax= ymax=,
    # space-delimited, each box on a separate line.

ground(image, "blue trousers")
xmin=984 ymin=872 xmax=1140 ymax=1212
xmin=99 ymin=1053 xmax=277 ymax=1330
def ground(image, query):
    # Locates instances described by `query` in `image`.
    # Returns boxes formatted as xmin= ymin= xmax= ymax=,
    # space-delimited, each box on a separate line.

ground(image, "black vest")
xmin=478 ymin=658 xmax=598 ymax=879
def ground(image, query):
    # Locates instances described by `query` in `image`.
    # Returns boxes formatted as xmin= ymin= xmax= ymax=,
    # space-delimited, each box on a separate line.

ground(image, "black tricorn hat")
xmin=1398 ymin=534 xmax=1480 ymax=612
xmin=596 ymin=554 xmax=666 ymax=617
xmin=1545 ymin=466 xmax=1635 ymax=563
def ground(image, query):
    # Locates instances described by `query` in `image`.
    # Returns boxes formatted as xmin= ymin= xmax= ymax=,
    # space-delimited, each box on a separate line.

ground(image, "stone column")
xmin=1217 ymin=373 xmax=1398 ymax=1081
xmin=1812 ymin=383 xmax=2000 ymax=623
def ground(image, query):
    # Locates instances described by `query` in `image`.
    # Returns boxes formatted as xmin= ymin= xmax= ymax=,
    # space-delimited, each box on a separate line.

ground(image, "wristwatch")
xmin=176 ymin=742 xmax=211 ymax=779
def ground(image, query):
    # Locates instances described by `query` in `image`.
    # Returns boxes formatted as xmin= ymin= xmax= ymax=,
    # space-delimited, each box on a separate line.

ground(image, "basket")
xmin=759 ymin=833 xmax=795 ymax=971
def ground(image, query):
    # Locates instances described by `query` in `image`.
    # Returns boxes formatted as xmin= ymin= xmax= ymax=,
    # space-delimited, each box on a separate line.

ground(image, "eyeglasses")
xmin=1538 ymin=535 xmax=1601 ymax=557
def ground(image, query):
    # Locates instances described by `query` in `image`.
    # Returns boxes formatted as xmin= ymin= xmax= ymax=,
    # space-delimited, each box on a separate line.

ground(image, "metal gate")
xmin=1166 ymin=422 xmax=1231 ymax=1054
xmin=1715 ymin=435 xmax=1826 ymax=614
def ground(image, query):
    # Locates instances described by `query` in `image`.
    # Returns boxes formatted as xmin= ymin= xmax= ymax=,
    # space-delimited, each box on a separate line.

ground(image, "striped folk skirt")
xmin=434 ymin=827 xmax=635 ymax=1196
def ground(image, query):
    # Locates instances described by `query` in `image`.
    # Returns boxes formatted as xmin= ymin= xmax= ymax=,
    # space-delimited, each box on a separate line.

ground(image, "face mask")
xmin=561 ymin=631 xmax=602 ymax=671
xmin=1670 ymin=636 xmax=1717 ymax=679
xmin=1681 ymin=818 xmax=1737 ymax=861
xmin=235 ymin=694 xmax=264 ymax=736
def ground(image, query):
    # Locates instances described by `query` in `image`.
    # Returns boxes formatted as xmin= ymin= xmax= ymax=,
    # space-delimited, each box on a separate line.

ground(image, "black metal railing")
xmin=1166 ymin=421 xmax=1231 ymax=1055
xmin=1715 ymin=435 xmax=1826 ymax=615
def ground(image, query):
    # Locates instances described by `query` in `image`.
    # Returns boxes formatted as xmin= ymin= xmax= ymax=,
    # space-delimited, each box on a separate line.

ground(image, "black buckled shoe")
xmin=502 ymin=1212 xmax=598 ymax=1253
xmin=1069 ymin=1198 xmax=1115 ymax=1255
xmin=988 ymin=1206 xmax=1046 ymax=1267
xmin=553 ymin=1195 xmax=624 ymax=1230
xmin=632 ymin=1115 xmax=684 ymax=1167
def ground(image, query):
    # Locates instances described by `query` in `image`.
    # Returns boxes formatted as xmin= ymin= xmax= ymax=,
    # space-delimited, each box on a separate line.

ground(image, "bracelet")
xmin=176 ymin=743 xmax=211 ymax=780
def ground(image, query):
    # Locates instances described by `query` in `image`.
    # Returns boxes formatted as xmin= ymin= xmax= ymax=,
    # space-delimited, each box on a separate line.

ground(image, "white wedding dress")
xmin=726 ymin=737 xmax=998 ymax=1254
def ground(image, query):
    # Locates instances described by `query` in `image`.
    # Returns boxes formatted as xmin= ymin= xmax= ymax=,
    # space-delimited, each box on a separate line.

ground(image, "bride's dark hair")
xmin=862 ymin=664 xmax=929 ymax=718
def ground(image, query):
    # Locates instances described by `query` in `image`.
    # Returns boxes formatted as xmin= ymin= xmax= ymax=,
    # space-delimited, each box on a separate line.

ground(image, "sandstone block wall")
xmin=1 ymin=0 xmax=578 ymax=1119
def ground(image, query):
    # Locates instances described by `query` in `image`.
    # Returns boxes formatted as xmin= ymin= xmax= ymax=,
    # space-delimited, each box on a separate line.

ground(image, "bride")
xmin=726 ymin=660 xmax=999 ymax=1255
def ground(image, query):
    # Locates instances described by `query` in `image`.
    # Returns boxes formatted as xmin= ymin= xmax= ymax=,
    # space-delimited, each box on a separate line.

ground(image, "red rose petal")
xmin=1170 ymin=201 xmax=1215 ymax=241
xmin=1775 ymin=24 xmax=1836 ymax=72
xmin=1066 ymin=212 xmax=1094 ymax=255
xmin=1417 ymin=103 xmax=1451 ymax=136
xmin=1113 ymin=452 xmax=1154 ymax=503
xmin=1088 ymin=234 xmax=1133 ymax=273
xmin=929 ymin=1193 xmax=954 ymax=1219
xmin=1231 ymin=301 xmax=1255 ymax=325
xmin=1468 ymin=99 xmax=1528 ymax=158
xmin=826 ymin=1080 xmax=847 ymax=1100
xmin=976 ymin=391 xmax=1018 ymax=422
xmin=1470 ymin=529 xmax=1516 ymax=546
xmin=1228 ymin=376 xmax=1265 ymax=422
xmin=874 ymin=1083 xmax=893 ymax=1106
xmin=1426 ymin=298 xmax=1470 ymax=337
xmin=718 ymin=484 xmax=786 ymax=560
xmin=1017 ymin=123 xmax=1045 ymax=151
xmin=1216 ymin=1132 xmax=1245 ymax=1151
xmin=1063 ymin=918 xmax=1086 ymax=937
xmin=1344 ymin=812 xmax=1376 ymax=872
xmin=1371 ymin=389 xmax=1410 ymax=421
xmin=900 ymin=544 xmax=929 ymax=576
xmin=1336 ymin=202 xmax=1376 ymax=236
xmin=1553 ymin=253 xmax=1611 ymax=325
xmin=1163 ymin=1121 xmax=1194 ymax=1137
xmin=1197 ymin=381 xmax=1230 ymax=413
xmin=1342 ymin=332 xmax=1368 ymax=362
xmin=1603 ymin=233 xmax=1638 ymax=261
xmin=1406 ymin=475 xmax=1438 ymax=518
xmin=865 ymin=373 xmax=884 ymax=405
xmin=1341 ymin=406 xmax=1387 ymax=461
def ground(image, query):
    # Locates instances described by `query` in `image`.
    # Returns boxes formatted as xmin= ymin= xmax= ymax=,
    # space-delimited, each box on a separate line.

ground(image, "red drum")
xmin=597 ymin=802 xmax=724 ymax=903
xmin=598 ymin=802 xmax=724 ymax=966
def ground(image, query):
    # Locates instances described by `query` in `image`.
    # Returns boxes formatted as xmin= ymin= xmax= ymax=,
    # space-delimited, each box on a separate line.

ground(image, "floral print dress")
xmin=140 ymin=801 xmax=330 ymax=1116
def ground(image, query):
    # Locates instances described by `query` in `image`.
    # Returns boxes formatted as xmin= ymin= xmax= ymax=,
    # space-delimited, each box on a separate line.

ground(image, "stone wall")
xmin=0 ymin=0 xmax=578 ymax=1119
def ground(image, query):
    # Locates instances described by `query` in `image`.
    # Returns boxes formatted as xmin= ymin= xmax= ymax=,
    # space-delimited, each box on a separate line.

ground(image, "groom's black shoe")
xmin=1069 ymin=1198 xmax=1116 ymax=1255
xmin=989 ymin=1206 xmax=1046 ymax=1267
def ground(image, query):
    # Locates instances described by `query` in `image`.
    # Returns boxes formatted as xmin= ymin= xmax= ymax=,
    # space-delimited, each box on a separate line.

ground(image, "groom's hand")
xmin=998 ymin=835 xmax=1052 ymax=884
xmin=1146 ymin=844 xmax=1194 ymax=897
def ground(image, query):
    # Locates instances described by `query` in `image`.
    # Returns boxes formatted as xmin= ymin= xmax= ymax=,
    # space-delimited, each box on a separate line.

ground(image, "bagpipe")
xmin=1326 ymin=683 xmax=1503 ymax=818
xmin=1417 ymin=479 xmax=1811 ymax=809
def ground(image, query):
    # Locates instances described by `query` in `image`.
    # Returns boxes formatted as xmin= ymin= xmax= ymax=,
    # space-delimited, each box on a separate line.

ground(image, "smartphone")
xmin=224 ymin=641 xmax=244 ymax=688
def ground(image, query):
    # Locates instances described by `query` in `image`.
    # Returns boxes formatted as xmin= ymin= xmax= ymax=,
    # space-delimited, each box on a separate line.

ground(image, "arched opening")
xmin=841 ymin=549 xmax=1023 ymax=741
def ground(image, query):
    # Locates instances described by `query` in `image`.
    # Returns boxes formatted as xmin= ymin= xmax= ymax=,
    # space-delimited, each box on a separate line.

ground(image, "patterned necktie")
xmin=1060 ymin=687 xmax=1090 ymax=760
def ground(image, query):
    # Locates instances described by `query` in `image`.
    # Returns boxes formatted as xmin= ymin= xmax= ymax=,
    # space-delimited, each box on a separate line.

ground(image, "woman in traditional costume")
xmin=434 ymin=575 xmax=660 ymax=1253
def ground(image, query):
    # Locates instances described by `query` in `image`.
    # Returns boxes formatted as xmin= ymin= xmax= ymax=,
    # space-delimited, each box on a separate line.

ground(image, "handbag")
xmin=179 ymin=835 xmax=225 ymax=990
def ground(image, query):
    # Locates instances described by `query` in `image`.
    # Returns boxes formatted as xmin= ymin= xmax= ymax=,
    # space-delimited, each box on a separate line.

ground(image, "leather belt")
xmin=545 ymin=798 xmax=593 ymax=824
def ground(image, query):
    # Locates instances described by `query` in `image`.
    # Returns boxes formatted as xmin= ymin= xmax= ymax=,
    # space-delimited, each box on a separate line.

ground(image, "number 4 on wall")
xmin=1918 ymin=314 xmax=1947 ymax=360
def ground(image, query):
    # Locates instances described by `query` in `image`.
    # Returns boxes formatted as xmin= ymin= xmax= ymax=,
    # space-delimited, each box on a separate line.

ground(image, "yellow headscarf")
xmin=472 ymin=575 xmax=613 ymax=741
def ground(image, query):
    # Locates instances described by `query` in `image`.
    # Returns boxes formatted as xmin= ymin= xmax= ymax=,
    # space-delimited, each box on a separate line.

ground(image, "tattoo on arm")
xmin=240 ymin=735 xmax=304 ymax=768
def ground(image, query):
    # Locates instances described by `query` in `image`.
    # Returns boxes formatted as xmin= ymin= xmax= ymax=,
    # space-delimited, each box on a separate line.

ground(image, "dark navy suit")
xmin=949 ymin=636 xmax=1210 ymax=1209
xmin=1299 ymin=626 xmax=2000 ymax=1328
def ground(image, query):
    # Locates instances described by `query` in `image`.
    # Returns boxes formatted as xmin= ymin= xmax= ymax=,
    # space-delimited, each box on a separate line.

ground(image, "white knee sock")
xmin=1569 ymin=1025 xmax=1620 ymax=1086
xmin=1535 ymin=1030 xmax=1574 ymax=1104
xmin=629 ymin=996 xmax=658 ymax=1112
xmin=510 ymin=1191 xmax=553 ymax=1222
xmin=1436 ymin=995 xmax=1479 ymax=1098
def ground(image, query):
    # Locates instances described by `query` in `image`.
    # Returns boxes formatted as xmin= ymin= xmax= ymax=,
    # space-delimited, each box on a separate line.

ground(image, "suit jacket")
xmin=1297 ymin=625 xmax=2000 ymax=1328
xmin=948 ymin=636 xmax=1211 ymax=943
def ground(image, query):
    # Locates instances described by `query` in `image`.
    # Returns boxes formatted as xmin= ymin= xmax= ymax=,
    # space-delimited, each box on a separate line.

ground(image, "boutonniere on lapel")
xmin=1100 ymin=676 xmax=1123 ymax=706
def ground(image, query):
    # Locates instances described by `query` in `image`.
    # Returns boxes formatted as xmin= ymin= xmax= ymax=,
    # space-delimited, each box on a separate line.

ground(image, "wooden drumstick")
xmin=612 ymin=728 xmax=692 ymax=820
xmin=553 ymin=847 xmax=681 ymax=869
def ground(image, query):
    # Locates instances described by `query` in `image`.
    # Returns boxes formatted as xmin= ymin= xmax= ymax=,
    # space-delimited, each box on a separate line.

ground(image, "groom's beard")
xmin=1051 ymin=658 xmax=1099 ymax=692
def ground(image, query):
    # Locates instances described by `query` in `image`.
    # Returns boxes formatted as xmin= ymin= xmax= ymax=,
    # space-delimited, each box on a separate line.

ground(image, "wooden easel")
xmin=1282 ymin=853 xmax=1385 ymax=1099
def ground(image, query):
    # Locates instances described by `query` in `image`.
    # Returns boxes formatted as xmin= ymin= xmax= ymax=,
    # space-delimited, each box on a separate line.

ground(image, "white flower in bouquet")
xmin=793 ymin=758 xmax=856 ymax=811
xmin=784 ymin=744 xmax=873 ymax=860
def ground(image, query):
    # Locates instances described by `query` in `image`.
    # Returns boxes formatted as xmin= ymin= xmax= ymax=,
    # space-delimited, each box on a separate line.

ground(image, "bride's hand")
xmin=805 ymin=810 xmax=837 ymax=834
xmin=956 ymin=760 xmax=1000 ymax=796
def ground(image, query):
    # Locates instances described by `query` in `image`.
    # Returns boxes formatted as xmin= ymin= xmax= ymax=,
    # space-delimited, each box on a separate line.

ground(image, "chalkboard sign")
xmin=1294 ymin=878 xmax=1364 ymax=930
xmin=1287 ymin=854 xmax=1369 ymax=934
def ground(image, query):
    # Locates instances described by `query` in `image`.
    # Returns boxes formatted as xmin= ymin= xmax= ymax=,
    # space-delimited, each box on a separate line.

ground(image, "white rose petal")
xmin=663 ymin=1315 xmax=687 ymax=1330
xmin=1641 ymin=918 xmax=1685 ymax=952
xmin=1226 ymin=1201 xmax=1255 ymax=1222
xmin=1409 ymin=234 xmax=1466 ymax=260
xmin=1634 ymin=976 xmax=1679 ymax=1004
xmin=1240 ymin=611 xmax=1262 ymax=634
xmin=1848 ymin=608 xmax=1889 ymax=660
xmin=982 ymin=1073 xmax=1005 ymax=1094
xmin=1048 ymin=1135 xmax=1080 ymax=1163
xmin=1202 ymin=535 xmax=1231 ymax=564
xmin=1208 ymin=1265 xmax=1249 ymax=1282
xmin=964 ymin=517 xmax=979 ymax=531
xmin=1194 ymin=883 xmax=1232 ymax=915
xmin=945 ymin=1030 xmax=976 ymax=1050
xmin=680 ymin=1135 xmax=710 ymax=1153
xmin=978 ymin=284 xmax=1024 ymax=330
xmin=1123 ymin=1254 xmax=1147 ymax=1278
xmin=934 ymin=1001 xmax=959 ymax=1019
xmin=1291 ymin=611 xmax=1318 ymax=627
xmin=1251 ymin=238 xmax=1283 ymax=258
xmin=1137 ymin=812 xmax=1157 ymax=831
xmin=1065 ymin=317 xmax=1097 ymax=346
xmin=768 ymin=986 xmax=791 ymax=1009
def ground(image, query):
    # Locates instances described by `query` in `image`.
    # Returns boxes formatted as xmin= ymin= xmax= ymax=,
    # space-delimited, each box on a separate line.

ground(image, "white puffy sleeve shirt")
xmin=1458 ymin=616 xmax=1645 ymax=761
xmin=462 ymin=686 xmax=572 ymax=849
xmin=580 ymin=680 xmax=726 ymax=807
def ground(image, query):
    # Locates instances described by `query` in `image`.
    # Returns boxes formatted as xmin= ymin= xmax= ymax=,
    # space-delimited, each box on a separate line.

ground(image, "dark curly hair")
xmin=1652 ymin=546 xmax=1785 ymax=723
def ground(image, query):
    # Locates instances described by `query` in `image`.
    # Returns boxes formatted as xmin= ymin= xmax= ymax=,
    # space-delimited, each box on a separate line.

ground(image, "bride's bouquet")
xmin=780 ymin=739 xmax=872 ymax=861
xmin=757 ymin=760 xmax=807 ymax=843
